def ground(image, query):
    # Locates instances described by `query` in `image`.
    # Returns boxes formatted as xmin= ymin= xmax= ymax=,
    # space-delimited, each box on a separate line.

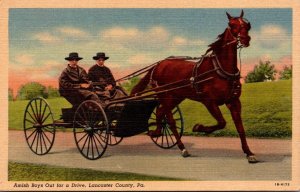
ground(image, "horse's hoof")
xmin=192 ymin=124 xmax=202 ymax=132
xmin=247 ymin=155 xmax=259 ymax=163
xmin=147 ymin=130 xmax=162 ymax=138
xmin=181 ymin=149 xmax=191 ymax=158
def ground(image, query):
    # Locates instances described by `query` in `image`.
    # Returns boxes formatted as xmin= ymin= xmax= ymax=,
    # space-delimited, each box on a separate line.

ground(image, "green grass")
xmin=9 ymin=80 xmax=292 ymax=138
xmin=9 ymin=161 xmax=180 ymax=181
xmin=181 ymin=80 xmax=292 ymax=138
xmin=9 ymin=97 xmax=72 ymax=130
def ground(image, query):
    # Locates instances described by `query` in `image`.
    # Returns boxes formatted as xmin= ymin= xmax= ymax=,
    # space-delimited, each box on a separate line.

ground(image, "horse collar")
xmin=212 ymin=54 xmax=240 ymax=80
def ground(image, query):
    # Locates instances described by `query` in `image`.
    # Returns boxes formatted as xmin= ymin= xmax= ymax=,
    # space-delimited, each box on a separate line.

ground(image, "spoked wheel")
xmin=73 ymin=100 xmax=109 ymax=160
xmin=23 ymin=97 xmax=56 ymax=155
xmin=108 ymin=120 xmax=123 ymax=146
xmin=148 ymin=105 xmax=184 ymax=149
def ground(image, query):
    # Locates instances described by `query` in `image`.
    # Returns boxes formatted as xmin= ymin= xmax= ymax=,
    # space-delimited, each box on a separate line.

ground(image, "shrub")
xmin=279 ymin=65 xmax=292 ymax=80
xmin=17 ymin=82 xmax=48 ymax=100
xmin=245 ymin=60 xmax=277 ymax=83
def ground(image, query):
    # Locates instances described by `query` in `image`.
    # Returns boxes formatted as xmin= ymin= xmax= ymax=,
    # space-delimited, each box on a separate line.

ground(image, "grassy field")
xmin=9 ymin=162 xmax=180 ymax=181
xmin=9 ymin=80 xmax=292 ymax=138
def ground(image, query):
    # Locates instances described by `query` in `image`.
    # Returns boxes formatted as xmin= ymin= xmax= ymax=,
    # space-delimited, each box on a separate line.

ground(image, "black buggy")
xmin=23 ymin=85 xmax=184 ymax=160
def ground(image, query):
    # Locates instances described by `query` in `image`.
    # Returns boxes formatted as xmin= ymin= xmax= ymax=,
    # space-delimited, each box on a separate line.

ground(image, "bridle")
xmin=220 ymin=17 xmax=251 ymax=77
xmin=223 ymin=17 xmax=251 ymax=49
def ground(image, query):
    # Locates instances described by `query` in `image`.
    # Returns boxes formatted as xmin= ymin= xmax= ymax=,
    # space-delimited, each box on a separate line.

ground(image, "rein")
xmin=115 ymin=61 xmax=160 ymax=82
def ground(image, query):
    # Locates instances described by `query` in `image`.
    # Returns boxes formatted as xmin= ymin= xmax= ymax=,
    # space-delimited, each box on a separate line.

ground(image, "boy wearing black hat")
xmin=59 ymin=52 xmax=103 ymax=108
xmin=88 ymin=52 xmax=117 ymax=98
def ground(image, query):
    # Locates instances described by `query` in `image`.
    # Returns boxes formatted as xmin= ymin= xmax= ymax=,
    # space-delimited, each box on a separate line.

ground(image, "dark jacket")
xmin=59 ymin=65 xmax=90 ymax=96
xmin=88 ymin=65 xmax=116 ymax=89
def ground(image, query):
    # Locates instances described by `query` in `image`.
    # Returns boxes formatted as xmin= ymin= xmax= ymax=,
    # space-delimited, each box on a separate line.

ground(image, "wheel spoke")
xmin=39 ymin=99 xmax=43 ymax=119
xmin=150 ymin=105 xmax=183 ymax=149
xmin=41 ymin=130 xmax=52 ymax=144
xmin=80 ymin=134 xmax=89 ymax=152
xmin=29 ymin=131 xmax=38 ymax=148
xmin=24 ymin=98 xmax=55 ymax=155
xmin=41 ymin=132 xmax=49 ymax=152
xmin=172 ymin=108 xmax=178 ymax=115
xmin=74 ymin=121 xmax=86 ymax=128
xmin=39 ymin=132 xmax=43 ymax=154
xmin=41 ymin=113 xmax=51 ymax=124
xmin=26 ymin=111 xmax=37 ymax=123
xmin=25 ymin=118 xmax=36 ymax=125
xmin=76 ymin=132 xmax=89 ymax=144
xmin=87 ymin=135 xmax=94 ymax=157
xmin=163 ymin=128 xmax=170 ymax=147
xmin=165 ymin=128 xmax=176 ymax=145
xmin=24 ymin=126 xmax=35 ymax=130
xmin=94 ymin=132 xmax=106 ymax=149
xmin=34 ymin=99 xmax=39 ymax=119
xmin=91 ymin=135 xmax=100 ymax=156
xmin=80 ymin=107 xmax=88 ymax=122
xmin=35 ymin=132 xmax=40 ymax=153
xmin=73 ymin=101 xmax=108 ymax=159
xmin=27 ymin=129 xmax=38 ymax=140
xmin=29 ymin=103 xmax=38 ymax=122
xmin=41 ymin=104 xmax=48 ymax=122
xmin=42 ymin=126 xmax=55 ymax=134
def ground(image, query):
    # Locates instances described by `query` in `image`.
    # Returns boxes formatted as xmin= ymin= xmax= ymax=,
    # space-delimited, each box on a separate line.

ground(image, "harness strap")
xmin=191 ymin=55 xmax=206 ymax=94
xmin=211 ymin=54 xmax=240 ymax=80
xmin=149 ymin=64 xmax=158 ymax=87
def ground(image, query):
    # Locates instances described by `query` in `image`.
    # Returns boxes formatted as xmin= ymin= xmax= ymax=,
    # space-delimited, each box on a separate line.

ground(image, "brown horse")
xmin=131 ymin=10 xmax=258 ymax=163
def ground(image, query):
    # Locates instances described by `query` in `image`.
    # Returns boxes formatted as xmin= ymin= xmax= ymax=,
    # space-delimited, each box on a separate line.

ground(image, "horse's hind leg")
xmin=226 ymin=99 xmax=258 ymax=163
xmin=165 ymin=111 xmax=190 ymax=157
xmin=149 ymin=96 xmax=189 ymax=157
xmin=193 ymin=102 xmax=226 ymax=133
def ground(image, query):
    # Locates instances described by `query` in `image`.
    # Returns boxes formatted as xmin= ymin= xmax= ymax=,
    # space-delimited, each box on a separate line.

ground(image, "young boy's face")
xmin=68 ymin=59 xmax=79 ymax=67
xmin=96 ymin=58 xmax=105 ymax=66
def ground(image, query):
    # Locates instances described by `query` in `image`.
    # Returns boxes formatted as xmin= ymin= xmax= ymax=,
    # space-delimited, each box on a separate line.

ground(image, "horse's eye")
xmin=247 ymin=23 xmax=251 ymax=30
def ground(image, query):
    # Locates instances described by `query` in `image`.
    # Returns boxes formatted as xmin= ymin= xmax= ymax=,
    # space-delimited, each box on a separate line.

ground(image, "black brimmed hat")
xmin=65 ymin=52 xmax=83 ymax=61
xmin=93 ymin=52 xmax=109 ymax=60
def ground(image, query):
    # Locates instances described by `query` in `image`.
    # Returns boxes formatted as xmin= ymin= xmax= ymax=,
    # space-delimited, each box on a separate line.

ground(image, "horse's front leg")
xmin=193 ymin=102 xmax=226 ymax=133
xmin=226 ymin=99 xmax=258 ymax=163
xmin=164 ymin=110 xmax=190 ymax=157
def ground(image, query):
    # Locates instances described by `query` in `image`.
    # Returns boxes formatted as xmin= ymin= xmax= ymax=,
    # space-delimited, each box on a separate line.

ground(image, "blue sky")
xmin=9 ymin=8 xmax=292 ymax=89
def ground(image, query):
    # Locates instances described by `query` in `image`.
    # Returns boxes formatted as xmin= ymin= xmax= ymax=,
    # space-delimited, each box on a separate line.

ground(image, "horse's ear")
xmin=240 ymin=10 xmax=244 ymax=18
xmin=226 ymin=12 xmax=233 ymax=20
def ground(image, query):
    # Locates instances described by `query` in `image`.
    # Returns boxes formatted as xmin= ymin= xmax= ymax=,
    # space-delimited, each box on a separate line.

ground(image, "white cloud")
xmin=253 ymin=24 xmax=290 ymax=49
xmin=100 ymin=26 xmax=207 ymax=54
xmin=100 ymin=26 xmax=170 ymax=51
xmin=13 ymin=54 xmax=35 ymax=65
xmin=102 ymin=27 xmax=139 ymax=40
xmin=57 ymin=27 xmax=89 ymax=37
xmin=33 ymin=32 xmax=60 ymax=44
xmin=171 ymin=36 xmax=206 ymax=48
xmin=126 ymin=54 xmax=154 ymax=66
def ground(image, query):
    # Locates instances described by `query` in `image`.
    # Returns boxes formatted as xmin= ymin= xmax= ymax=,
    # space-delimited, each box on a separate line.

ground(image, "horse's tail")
xmin=130 ymin=67 xmax=154 ymax=96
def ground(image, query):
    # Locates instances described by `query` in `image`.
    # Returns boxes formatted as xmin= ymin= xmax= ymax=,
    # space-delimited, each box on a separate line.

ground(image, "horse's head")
xmin=226 ymin=10 xmax=251 ymax=47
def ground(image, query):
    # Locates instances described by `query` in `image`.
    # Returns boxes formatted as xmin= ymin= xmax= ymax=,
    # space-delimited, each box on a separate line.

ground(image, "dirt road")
xmin=9 ymin=130 xmax=291 ymax=180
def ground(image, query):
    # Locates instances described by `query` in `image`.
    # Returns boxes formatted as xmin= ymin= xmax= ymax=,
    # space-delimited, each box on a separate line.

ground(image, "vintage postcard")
xmin=0 ymin=0 xmax=299 ymax=191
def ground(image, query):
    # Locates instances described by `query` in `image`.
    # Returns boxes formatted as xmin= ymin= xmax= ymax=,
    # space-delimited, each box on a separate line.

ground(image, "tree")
xmin=120 ymin=76 xmax=141 ymax=93
xmin=279 ymin=65 xmax=292 ymax=80
xmin=245 ymin=60 xmax=277 ymax=83
xmin=47 ymin=86 xmax=60 ymax=98
xmin=17 ymin=82 xmax=48 ymax=100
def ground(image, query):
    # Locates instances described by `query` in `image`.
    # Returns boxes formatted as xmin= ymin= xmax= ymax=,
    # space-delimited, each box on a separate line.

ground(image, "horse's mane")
xmin=205 ymin=28 xmax=229 ymax=54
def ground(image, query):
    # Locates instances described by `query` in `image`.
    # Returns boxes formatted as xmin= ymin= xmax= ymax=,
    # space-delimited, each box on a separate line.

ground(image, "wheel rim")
xmin=23 ymin=97 xmax=56 ymax=155
xmin=149 ymin=105 xmax=184 ymax=149
xmin=108 ymin=120 xmax=123 ymax=146
xmin=73 ymin=100 xmax=109 ymax=160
